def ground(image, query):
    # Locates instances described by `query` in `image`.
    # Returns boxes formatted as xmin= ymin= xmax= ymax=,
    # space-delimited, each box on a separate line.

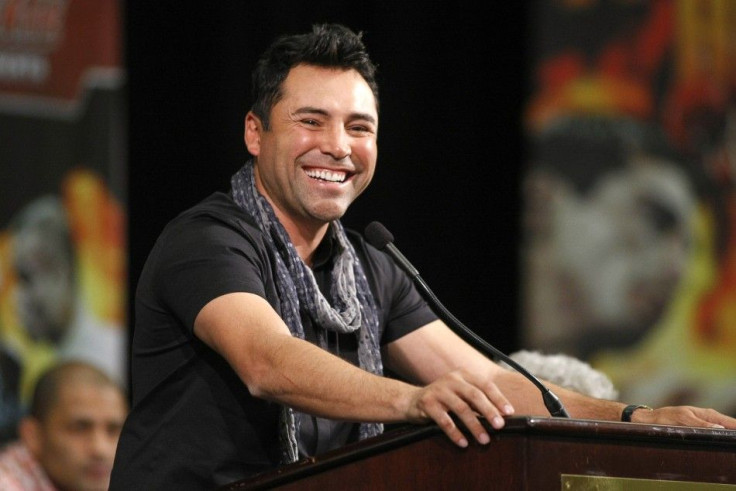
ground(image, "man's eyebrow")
xmin=294 ymin=106 xmax=376 ymax=125
xmin=294 ymin=106 xmax=328 ymax=117
xmin=349 ymin=112 xmax=377 ymax=125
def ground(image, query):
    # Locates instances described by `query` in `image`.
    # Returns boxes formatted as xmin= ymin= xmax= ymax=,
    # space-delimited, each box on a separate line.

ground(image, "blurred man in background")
xmin=0 ymin=360 xmax=128 ymax=491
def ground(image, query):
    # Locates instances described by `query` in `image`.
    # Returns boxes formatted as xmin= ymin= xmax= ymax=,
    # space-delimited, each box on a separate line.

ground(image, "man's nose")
xmin=320 ymin=125 xmax=351 ymax=160
xmin=89 ymin=429 xmax=117 ymax=458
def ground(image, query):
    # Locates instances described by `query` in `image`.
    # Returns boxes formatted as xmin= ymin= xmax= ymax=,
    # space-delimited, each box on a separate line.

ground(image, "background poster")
xmin=521 ymin=0 xmax=736 ymax=414
xmin=0 ymin=0 xmax=126 ymax=441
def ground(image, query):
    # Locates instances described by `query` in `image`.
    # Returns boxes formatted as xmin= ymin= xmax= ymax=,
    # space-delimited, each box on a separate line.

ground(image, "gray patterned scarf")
xmin=230 ymin=161 xmax=383 ymax=464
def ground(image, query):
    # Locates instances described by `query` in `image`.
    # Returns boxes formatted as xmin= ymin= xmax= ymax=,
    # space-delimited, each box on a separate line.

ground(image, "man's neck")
xmin=274 ymin=210 xmax=329 ymax=267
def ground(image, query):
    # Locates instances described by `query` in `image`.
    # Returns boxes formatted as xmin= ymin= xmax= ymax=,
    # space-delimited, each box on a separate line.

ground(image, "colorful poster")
xmin=521 ymin=0 xmax=736 ymax=415
xmin=0 ymin=0 xmax=126 ymax=441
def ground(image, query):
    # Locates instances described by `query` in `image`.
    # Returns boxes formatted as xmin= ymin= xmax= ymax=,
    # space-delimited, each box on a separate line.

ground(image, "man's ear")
xmin=18 ymin=417 xmax=42 ymax=457
xmin=244 ymin=112 xmax=262 ymax=156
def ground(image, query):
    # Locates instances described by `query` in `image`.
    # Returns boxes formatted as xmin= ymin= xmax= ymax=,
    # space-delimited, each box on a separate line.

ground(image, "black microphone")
xmin=364 ymin=221 xmax=570 ymax=418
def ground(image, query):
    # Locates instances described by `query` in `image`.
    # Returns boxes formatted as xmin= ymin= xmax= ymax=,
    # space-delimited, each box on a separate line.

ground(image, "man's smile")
xmin=304 ymin=167 xmax=351 ymax=183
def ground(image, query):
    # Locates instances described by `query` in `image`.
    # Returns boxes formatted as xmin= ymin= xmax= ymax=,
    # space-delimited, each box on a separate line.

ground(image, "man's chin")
xmin=309 ymin=203 xmax=350 ymax=222
xmin=77 ymin=465 xmax=113 ymax=491
xmin=77 ymin=476 xmax=111 ymax=491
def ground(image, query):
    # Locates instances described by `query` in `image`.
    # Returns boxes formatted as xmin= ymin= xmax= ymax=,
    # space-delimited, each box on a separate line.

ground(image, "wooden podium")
xmin=221 ymin=417 xmax=736 ymax=490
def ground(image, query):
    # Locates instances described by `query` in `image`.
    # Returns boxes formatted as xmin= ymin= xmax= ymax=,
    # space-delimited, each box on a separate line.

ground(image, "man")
xmin=110 ymin=23 xmax=736 ymax=489
xmin=0 ymin=360 xmax=128 ymax=490
xmin=522 ymin=115 xmax=697 ymax=359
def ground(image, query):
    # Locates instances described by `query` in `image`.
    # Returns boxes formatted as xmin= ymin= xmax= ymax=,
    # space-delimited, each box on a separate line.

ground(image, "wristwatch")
xmin=621 ymin=404 xmax=653 ymax=422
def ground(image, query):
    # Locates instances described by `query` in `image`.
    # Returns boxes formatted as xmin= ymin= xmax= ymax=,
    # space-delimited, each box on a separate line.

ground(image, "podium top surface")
xmin=222 ymin=416 xmax=736 ymax=490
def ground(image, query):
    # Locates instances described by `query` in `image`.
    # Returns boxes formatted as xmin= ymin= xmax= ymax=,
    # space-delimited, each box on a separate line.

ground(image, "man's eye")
xmin=302 ymin=119 xmax=319 ymax=126
xmin=350 ymin=125 xmax=374 ymax=134
xmin=68 ymin=421 xmax=91 ymax=433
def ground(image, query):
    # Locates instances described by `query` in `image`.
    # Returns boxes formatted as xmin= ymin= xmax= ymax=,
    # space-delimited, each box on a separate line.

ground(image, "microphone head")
xmin=364 ymin=221 xmax=394 ymax=249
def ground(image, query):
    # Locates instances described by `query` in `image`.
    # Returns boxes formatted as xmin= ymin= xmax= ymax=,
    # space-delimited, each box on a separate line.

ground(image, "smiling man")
xmin=247 ymin=63 xmax=377 ymax=246
xmin=110 ymin=23 xmax=736 ymax=490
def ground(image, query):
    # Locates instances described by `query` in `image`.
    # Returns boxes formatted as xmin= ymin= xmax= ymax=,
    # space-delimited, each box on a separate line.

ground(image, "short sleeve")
xmin=150 ymin=209 xmax=270 ymax=333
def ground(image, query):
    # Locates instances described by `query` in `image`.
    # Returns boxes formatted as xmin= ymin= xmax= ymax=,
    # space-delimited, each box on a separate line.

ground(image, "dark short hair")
xmin=250 ymin=23 xmax=379 ymax=129
xmin=29 ymin=360 xmax=125 ymax=421
xmin=531 ymin=115 xmax=688 ymax=196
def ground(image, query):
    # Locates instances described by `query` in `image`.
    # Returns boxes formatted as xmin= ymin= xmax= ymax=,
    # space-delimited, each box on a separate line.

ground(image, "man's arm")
xmin=386 ymin=320 xmax=736 ymax=435
xmin=194 ymin=292 xmax=418 ymax=423
xmin=196 ymin=296 xmax=735 ymax=450
xmin=193 ymin=292 xmax=515 ymax=448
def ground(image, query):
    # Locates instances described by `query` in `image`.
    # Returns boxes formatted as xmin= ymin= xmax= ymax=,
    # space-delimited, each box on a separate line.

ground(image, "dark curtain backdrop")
xmin=124 ymin=2 xmax=527 ymax=354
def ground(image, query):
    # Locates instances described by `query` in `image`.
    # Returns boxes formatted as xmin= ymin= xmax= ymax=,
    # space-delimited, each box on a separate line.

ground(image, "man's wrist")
xmin=621 ymin=404 xmax=653 ymax=422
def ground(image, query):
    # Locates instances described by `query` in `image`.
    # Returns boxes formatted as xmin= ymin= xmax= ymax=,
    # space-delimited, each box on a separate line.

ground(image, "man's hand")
xmin=631 ymin=405 xmax=733 ymax=429
xmin=406 ymin=368 xmax=515 ymax=447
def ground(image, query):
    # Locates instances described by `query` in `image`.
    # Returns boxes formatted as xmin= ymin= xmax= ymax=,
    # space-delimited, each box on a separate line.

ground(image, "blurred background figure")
xmin=0 ymin=360 xmax=128 ymax=491
xmin=522 ymin=115 xmax=697 ymax=359
xmin=8 ymin=195 xmax=124 ymax=384
xmin=0 ymin=189 xmax=127 ymax=443
xmin=10 ymin=197 xmax=77 ymax=350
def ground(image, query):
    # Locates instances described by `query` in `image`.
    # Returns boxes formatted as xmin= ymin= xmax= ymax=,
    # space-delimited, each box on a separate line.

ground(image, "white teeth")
xmin=305 ymin=169 xmax=347 ymax=183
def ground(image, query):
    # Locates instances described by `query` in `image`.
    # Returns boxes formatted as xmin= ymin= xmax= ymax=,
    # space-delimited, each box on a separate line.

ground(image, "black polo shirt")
xmin=110 ymin=191 xmax=437 ymax=490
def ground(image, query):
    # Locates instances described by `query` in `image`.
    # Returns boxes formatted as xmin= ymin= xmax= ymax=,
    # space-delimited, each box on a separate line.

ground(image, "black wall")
xmin=125 ymin=2 xmax=527 ymax=354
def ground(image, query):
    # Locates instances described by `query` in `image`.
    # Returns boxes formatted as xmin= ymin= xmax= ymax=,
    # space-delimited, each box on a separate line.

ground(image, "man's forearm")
xmin=247 ymin=334 xmax=422 ymax=423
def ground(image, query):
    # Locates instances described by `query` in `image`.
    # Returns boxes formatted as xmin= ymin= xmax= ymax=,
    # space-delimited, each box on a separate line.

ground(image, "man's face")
xmin=555 ymin=157 xmax=694 ymax=329
xmin=248 ymin=64 xmax=378 ymax=230
xmin=29 ymin=381 xmax=127 ymax=491
xmin=12 ymin=230 xmax=74 ymax=343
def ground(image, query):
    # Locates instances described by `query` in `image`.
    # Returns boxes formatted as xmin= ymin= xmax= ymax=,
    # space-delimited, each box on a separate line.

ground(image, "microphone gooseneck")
xmin=364 ymin=221 xmax=570 ymax=418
